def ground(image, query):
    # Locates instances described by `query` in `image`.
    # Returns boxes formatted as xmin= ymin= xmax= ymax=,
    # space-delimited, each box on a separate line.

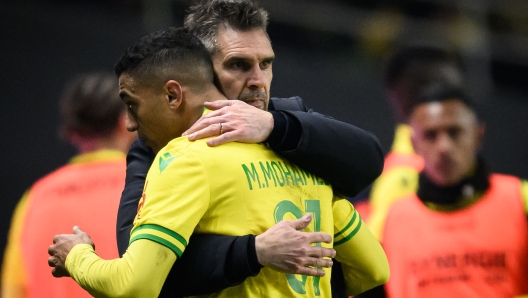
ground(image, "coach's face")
xmin=410 ymin=99 xmax=484 ymax=186
xmin=212 ymin=27 xmax=274 ymax=111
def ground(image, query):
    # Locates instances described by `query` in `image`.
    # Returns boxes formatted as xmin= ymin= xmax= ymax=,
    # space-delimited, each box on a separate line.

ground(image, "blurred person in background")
xmin=360 ymin=46 xmax=465 ymax=239
xmin=366 ymin=84 xmax=528 ymax=298
xmin=115 ymin=0 xmax=385 ymax=297
xmin=1 ymin=72 xmax=136 ymax=298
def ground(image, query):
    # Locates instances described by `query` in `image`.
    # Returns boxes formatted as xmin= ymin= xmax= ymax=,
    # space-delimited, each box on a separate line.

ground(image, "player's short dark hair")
xmin=114 ymin=27 xmax=214 ymax=92
xmin=184 ymin=0 xmax=269 ymax=54
xmin=59 ymin=72 xmax=124 ymax=139
xmin=384 ymin=46 xmax=463 ymax=90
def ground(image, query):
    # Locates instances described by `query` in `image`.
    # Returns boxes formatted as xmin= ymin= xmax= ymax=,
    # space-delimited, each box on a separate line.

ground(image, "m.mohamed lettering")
xmin=241 ymin=160 xmax=329 ymax=190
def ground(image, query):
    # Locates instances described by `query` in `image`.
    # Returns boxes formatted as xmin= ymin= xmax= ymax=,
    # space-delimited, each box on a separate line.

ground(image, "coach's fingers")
xmin=203 ymin=100 xmax=239 ymax=110
xmin=295 ymin=266 xmax=326 ymax=277
xmin=205 ymin=130 xmax=241 ymax=146
xmin=183 ymin=110 xmax=225 ymax=136
xmin=304 ymin=245 xmax=336 ymax=259
xmin=287 ymin=213 xmax=312 ymax=231
xmin=187 ymin=123 xmax=224 ymax=141
xmin=303 ymin=256 xmax=334 ymax=268
xmin=303 ymin=231 xmax=333 ymax=246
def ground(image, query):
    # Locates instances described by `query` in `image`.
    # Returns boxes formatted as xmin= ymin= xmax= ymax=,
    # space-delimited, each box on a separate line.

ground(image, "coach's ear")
xmin=165 ymin=80 xmax=183 ymax=110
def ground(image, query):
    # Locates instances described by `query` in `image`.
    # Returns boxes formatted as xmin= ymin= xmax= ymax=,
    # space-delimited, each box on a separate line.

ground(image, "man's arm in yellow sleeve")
xmin=64 ymin=239 xmax=175 ymax=298
xmin=333 ymin=199 xmax=390 ymax=296
xmin=521 ymin=181 xmax=528 ymax=298
xmin=368 ymin=167 xmax=419 ymax=240
xmin=2 ymin=191 xmax=31 ymax=298
xmin=521 ymin=180 xmax=528 ymax=215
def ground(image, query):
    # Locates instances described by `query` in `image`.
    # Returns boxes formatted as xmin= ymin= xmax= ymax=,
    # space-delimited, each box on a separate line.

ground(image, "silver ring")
xmin=219 ymin=123 xmax=223 ymax=135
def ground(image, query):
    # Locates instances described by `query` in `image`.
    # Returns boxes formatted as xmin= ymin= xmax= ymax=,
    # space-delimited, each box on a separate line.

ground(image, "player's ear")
xmin=165 ymin=80 xmax=183 ymax=110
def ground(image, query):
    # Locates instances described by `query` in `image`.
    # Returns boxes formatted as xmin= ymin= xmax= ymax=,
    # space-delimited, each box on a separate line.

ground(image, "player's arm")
xmin=332 ymin=199 xmax=389 ymax=296
xmin=2 ymin=191 xmax=31 ymax=298
xmin=50 ymin=228 xmax=175 ymax=298
xmin=182 ymin=98 xmax=384 ymax=197
xmin=521 ymin=180 xmax=528 ymax=215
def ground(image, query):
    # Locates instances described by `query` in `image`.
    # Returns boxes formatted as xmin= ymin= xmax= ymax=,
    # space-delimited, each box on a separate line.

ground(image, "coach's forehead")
xmin=215 ymin=27 xmax=274 ymax=60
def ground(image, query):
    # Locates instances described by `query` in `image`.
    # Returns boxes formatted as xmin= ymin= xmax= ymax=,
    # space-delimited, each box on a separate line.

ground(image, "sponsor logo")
xmin=159 ymin=152 xmax=176 ymax=173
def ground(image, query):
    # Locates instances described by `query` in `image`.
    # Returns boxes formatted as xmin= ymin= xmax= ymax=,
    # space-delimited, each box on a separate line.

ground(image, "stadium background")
xmin=1 ymin=0 xmax=527 ymax=269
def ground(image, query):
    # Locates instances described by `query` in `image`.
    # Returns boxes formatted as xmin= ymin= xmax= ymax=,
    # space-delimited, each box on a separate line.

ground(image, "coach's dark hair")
xmin=59 ymin=72 xmax=124 ymax=139
xmin=114 ymin=27 xmax=214 ymax=91
xmin=184 ymin=0 xmax=269 ymax=54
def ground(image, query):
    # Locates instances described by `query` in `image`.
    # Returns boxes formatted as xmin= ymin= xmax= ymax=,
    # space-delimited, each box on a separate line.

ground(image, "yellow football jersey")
xmin=131 ymin=137 xmax=335 ymax=297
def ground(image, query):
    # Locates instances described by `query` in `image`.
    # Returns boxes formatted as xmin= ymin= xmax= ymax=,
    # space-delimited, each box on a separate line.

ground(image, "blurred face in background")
xmin=212 ymin=27 xmax=274 ymax=111
xmin=410 ymin=99 xmax=485 ymax=186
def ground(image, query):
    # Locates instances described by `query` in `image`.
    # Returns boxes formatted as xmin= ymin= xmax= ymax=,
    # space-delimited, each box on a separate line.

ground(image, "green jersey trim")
xmin=130 ymin=224 xmax=187 ymax=257
xmin=334 ymin=209 xmax=362 ymax=246
xmin=132 ymin=224 xmax=188 ymax=247
xmin=130 ymin=234 xmax=183 ymax=258
xmin=334 ymin=209 xmax=357 ymax=238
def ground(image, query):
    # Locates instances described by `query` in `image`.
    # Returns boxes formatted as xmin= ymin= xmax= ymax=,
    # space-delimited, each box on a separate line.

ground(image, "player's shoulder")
xmin=490 ymin=173 xmax=528 ymax=213
xmin=160 ymin=136 xmax=212 ymax=160
xmin=29 ymin=163 xmax=77 ymax=191
xmin=161 ymin=137 xmax=278 ymax=172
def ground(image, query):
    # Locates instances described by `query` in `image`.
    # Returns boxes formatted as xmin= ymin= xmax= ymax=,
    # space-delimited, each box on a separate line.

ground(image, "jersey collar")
xmin=69 ymin=149 xmax=125 ymax=165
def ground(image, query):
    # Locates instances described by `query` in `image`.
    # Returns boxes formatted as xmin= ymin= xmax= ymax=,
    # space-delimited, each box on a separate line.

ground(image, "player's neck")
xmin=200 ymin=86 xmax=227 ymax=103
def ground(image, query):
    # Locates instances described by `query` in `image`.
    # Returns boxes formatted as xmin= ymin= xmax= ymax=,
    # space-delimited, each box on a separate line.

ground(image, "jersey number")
xmin=274 ymin=200 xmax=322 ymax=296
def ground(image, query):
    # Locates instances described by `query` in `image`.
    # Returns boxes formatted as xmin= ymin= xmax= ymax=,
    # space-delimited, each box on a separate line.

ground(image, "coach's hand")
xmin=182 ymin=100 xmax=274 ymax=146
xmin=255 ymin=213 xmax=335 ymax=277
xmin=48 ymin=226 xmax=95 ymax=278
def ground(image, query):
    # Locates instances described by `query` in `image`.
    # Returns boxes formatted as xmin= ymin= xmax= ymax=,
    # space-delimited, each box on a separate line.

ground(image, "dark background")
xmin=1 ymin=0 xmax=527 ymax=270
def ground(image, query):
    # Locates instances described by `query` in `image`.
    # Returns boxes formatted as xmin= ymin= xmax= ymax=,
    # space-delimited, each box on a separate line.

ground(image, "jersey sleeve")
xmin=67 ymin=240 xmax=175 ymax=298
xmin=1 ymin=190 xmax=31 ymax=298
xmin=332 ymin=199 xmax=390 ymax=296
xmin=130 ymin=147 xmax=210 ymax=259
xmin=521 ymin=179 xmax=528 ymax=215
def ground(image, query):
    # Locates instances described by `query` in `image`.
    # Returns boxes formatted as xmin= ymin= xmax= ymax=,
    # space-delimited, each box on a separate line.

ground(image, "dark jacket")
xmin=116 ymin=96 xmax=384 ymax=297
